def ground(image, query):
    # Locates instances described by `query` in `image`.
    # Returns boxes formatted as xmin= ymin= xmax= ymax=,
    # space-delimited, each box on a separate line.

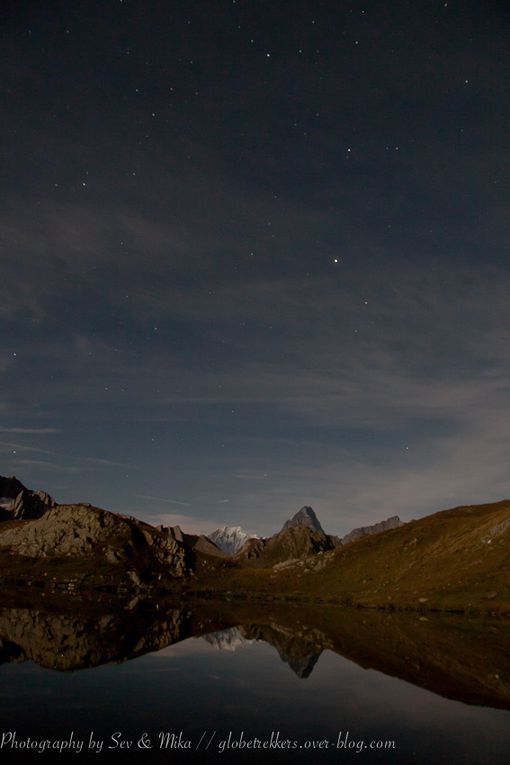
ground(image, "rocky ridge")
xmin=0 ymin=502 xmax=191 ymax=580
xmin=163 ymin=524 xmax=226 ymax=558
xmin=0 ymin=476 xmax=404 ymax=574
xmin=340 ymin=515 xmax=404 ymax=545
xmin=0 ymin=475 xmax=55 ymax=521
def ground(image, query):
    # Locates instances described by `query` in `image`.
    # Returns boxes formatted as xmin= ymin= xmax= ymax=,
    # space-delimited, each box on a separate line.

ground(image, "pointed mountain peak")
xmin=281 ymin=506 xmax=324 ymax=533
xmin=208 ymin=526 xmax=259 ymax=555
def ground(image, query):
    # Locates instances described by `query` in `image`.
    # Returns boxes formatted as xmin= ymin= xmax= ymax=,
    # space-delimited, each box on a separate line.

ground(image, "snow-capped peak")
xmin=208 ymin=525 xmax=259 ymax=555
xmin=202 ymin=627 xmax=254 ymax=652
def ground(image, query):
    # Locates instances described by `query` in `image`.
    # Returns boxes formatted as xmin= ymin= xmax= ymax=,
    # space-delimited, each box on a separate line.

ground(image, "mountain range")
xmin=206 ymin=506 xmax=402 ymax=562
xmin=0 ymin=474 xmax=509 ymax=614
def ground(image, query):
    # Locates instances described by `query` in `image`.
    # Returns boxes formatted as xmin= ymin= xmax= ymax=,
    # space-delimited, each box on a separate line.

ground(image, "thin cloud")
xmin=142 ymin=512 xmax=221 ymax=536
xmin=137 ymin=494 xmax=191 ymax=507
xmin=0 ymin=441 xmax=60 ymax=456
xmin=0 ymin=427 xmax=60 ymax=434
xmin=82 ymin=457 xmax=130 ymax=468
xmin=7 ymin=459 xmax=83 ymax=474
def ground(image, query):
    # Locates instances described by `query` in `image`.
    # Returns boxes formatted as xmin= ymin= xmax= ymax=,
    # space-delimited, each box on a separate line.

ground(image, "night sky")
xmin=2 ymin=1 xmax=510 ymax=536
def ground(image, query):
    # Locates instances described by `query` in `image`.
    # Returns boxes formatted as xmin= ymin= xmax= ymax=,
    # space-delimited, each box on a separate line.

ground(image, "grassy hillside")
xmin=189 ymin=499 xmax=510 ymax=613
xmin=2 ymin=494 xmax=510 ymax=614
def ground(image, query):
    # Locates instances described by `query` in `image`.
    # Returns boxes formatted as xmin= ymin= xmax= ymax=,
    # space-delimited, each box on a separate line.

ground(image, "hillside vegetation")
xmin=191 ymin=499 xmax=510 ymax=613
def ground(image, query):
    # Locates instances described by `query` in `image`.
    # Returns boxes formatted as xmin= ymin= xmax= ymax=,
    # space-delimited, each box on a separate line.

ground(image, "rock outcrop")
xmin=162 ymin=525 xmax=227 ymax=558
xmin=0 ymin=475 xmax=25 ymax=502
xmin=0 ymin=475 xmax=55 ymax=521
xmin=340 ymin=515 xmax=404 ymax=545
xmin=11 ymin=488 xmax=55 ymax=520
xmin=0 ymin=504 xmax=190 ymax=578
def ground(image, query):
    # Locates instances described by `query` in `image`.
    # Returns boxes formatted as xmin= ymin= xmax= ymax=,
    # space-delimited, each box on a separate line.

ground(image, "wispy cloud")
xmin=82 ymin=457 xmax=129 ymax=468
xmin=142 ymin=512 xmax=221 ymax=536
xmin=0 ymin=441 xmax=60 ymax=457
xmin=8 ymin=459 xmax=83 ymax=474
xmin=137 ymin=494 xmax=191 ymax=507
xmin=1 ymin=161 xmax=509 ymax=535
xmin=0 ymin=427 xmax=60 ymax=434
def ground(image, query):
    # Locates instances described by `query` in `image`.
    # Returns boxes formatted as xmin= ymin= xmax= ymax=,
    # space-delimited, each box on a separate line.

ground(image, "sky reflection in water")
xmin=0 ymin=621 xmax=508 ymax=764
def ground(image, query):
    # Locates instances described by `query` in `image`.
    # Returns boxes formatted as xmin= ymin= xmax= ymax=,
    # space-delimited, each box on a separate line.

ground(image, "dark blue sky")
xmin=1 ymin=0 xmax=510 ymax=535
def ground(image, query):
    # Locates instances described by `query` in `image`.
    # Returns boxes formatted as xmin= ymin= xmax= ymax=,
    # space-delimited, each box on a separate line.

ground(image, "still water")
xmin=0 ymin=599 xmax=508 ymax=763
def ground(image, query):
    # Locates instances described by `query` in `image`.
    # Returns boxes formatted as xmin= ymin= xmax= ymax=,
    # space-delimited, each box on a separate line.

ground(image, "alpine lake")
xmin=0 ymin=595 xmax=509 ymax=764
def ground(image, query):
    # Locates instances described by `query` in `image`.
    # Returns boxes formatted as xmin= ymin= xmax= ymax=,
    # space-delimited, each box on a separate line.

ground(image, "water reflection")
xmin=0 ymin=597 xmax=509 ymax=709
xmin=203 ymin=625 xmax=321 ymax=679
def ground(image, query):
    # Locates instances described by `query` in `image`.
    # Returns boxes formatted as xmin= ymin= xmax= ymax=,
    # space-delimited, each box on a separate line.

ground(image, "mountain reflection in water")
xmin=202 ymin=626 xmax=320 ymax=679
xmin=0 ymin=598 xmax=509 ymax=709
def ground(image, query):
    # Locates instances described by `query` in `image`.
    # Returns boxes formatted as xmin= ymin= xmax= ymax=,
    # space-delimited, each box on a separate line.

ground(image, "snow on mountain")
xmin=202 ymin=627 xmax=254 ymax=652
xmin=208 ymin=526 xmax=259 ymax=555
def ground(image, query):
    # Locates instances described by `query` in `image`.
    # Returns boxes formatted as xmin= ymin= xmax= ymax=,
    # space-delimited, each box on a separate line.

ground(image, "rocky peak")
xmin=281 ymin=506 xmax=324 ymax=534
xmin=208 ymin=526 xmax=258 ymax=555
xmin=236 ymin=513 xmax=335 ymax=565
xmin=0 ymin=475 xmax=26 ymax=500
xmin=341 ymin=515 xmax=404 ymax=545
xmin=12 ymin=489 xmax=55 ymax=520
xmin=0 ymin=475 xmax=56 ymax=521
